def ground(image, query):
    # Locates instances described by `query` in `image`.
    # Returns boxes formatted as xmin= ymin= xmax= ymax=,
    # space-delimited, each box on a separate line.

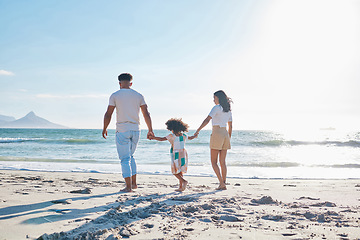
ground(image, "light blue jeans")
xmin=115 ymin=131 xmax=140 ymax=178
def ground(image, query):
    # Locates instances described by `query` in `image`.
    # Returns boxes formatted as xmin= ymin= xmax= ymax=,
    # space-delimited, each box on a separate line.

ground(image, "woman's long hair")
xmin=214 ymin=90 xmax=232 ymax=112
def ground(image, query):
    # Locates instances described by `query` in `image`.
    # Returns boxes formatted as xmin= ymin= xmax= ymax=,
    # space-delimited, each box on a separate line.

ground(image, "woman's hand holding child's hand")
xmin=188 ymin=133 xmax=198 ymax=140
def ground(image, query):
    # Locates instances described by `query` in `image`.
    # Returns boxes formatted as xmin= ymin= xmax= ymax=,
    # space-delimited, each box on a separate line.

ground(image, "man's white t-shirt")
xmin=109 ymin=89 xmax=146 ymax=132
xmin=208 ymin=105 xmax=232 ymax=127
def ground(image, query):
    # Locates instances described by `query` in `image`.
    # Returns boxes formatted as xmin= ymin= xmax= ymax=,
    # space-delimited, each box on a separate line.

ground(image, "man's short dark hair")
xmin=118 ymin=73 xmax=133 ymax=81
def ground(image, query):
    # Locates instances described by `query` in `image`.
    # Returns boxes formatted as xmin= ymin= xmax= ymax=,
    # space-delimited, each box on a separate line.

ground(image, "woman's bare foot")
xmin=215 ymin=185 xmax=227 ymax=190
xmin=120 ymin=187 xmax=133 ymax=192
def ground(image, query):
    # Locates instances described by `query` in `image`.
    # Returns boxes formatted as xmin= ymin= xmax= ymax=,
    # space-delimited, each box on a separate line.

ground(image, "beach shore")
xmin=0 ymin=170 xmax=359 ymax=240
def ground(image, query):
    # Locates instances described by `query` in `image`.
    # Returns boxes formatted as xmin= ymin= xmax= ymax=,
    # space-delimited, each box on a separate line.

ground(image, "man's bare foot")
xmin=132 ymin=184 xmax=138 ymax=189
xmin=120 ymin=187 xmax=133 ymax=192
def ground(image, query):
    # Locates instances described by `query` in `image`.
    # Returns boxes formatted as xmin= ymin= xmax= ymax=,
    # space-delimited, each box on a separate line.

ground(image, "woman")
xmin=195 ymin=90 xmax=232 ymax=190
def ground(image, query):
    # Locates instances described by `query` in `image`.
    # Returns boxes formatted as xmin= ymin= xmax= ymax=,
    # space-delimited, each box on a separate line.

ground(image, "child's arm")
xmin=150 ymin=136 xmax=167 ymax=141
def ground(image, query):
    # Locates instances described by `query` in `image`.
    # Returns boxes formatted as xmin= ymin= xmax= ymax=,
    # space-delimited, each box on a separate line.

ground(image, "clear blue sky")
xmin=1 ymin=0 xmax=359 ymax=130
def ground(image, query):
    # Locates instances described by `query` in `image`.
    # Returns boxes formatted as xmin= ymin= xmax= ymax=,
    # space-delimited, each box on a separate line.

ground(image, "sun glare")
xmin=222 ymin=0 xmax=360 ymax=131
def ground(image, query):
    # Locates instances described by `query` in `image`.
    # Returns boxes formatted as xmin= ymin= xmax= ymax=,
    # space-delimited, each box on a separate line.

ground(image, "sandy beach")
xmin=0 ymin=170 xmax=359 ymax=240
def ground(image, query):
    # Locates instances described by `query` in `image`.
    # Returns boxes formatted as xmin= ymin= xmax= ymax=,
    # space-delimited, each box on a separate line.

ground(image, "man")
xmin=102 ymin=73 xmax=154 ymax=192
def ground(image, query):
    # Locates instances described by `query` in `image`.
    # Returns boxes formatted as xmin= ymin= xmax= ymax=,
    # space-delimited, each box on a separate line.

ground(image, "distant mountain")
xmin=0 ymin=114 xmax=16 ymax=124
xmin=0 ymin=111 xmax=68 ymax=129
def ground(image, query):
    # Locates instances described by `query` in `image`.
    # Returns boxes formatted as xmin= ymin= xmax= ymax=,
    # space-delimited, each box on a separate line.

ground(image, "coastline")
xmin=0 ymin=170 xmax=360 ymax=239
xmin=2 ymin=128 xmax=360 ymax=180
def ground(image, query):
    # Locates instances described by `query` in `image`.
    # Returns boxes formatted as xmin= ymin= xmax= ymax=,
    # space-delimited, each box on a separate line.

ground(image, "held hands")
xmin=147 ymin=131 xmax=155 ymax=140
xmin=189 ymin=135 xmax=197 ymax=140
xmin=188 ymin=131 xmax=199 ymax=140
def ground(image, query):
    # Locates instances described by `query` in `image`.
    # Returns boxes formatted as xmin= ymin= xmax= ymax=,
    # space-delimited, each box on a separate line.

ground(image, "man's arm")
xmin=102 ymin=105 xmax=115 ymax=139
xmin=140 ymin=104 xmax=154 ymax=139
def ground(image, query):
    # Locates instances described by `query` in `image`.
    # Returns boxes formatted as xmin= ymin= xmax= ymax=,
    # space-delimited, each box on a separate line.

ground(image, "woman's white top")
xmin=208 ymin=105 xmax=232 ymax=127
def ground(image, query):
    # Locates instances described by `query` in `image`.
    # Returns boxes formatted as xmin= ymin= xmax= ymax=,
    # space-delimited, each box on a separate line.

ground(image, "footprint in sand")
xmin=250 ymin=196 xmax=277 ymax=205
xmin=70 ymin=188 xmax=91 ymax=194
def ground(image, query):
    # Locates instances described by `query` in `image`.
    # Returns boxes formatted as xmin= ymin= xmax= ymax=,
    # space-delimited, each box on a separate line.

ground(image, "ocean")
xmin=0 ymin=128 xmax=359 ymax=179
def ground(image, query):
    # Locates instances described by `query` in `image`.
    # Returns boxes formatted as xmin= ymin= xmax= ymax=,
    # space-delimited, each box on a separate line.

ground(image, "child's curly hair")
xmin=165 ymin=118 xmax=189 ymax=134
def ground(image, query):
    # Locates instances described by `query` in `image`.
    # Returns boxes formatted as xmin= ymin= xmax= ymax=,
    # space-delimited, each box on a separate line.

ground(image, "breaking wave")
xmin=0 ymin=137 xmax=102 ymax=144
xmin=251 ymin=140 xmax=360 ymax=148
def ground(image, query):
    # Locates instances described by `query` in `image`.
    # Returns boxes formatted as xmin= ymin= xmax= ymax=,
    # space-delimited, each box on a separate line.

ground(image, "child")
xmin=150 ymin=118 xmax=197 ymax=192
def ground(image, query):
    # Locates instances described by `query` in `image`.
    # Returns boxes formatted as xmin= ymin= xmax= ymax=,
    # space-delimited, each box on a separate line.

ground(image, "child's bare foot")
xmin=175 ymin=182 xmax=183 ymax=192
xmin=120 ymin=187 xmax=133 ymax=192
xmin=175 ymin=181 xmax=188 ymax=192
xmin=132 ymin=184 xmax=138 ymax=189
xmin=181 ymin=181 xmax=188 ymax=191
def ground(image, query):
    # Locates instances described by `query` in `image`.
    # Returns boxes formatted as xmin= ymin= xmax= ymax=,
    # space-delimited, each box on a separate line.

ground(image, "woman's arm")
xmin=195 ymin=116 xmax=212 ymax=135
xmin=228 ymin=121 xmax=232 ymax=138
